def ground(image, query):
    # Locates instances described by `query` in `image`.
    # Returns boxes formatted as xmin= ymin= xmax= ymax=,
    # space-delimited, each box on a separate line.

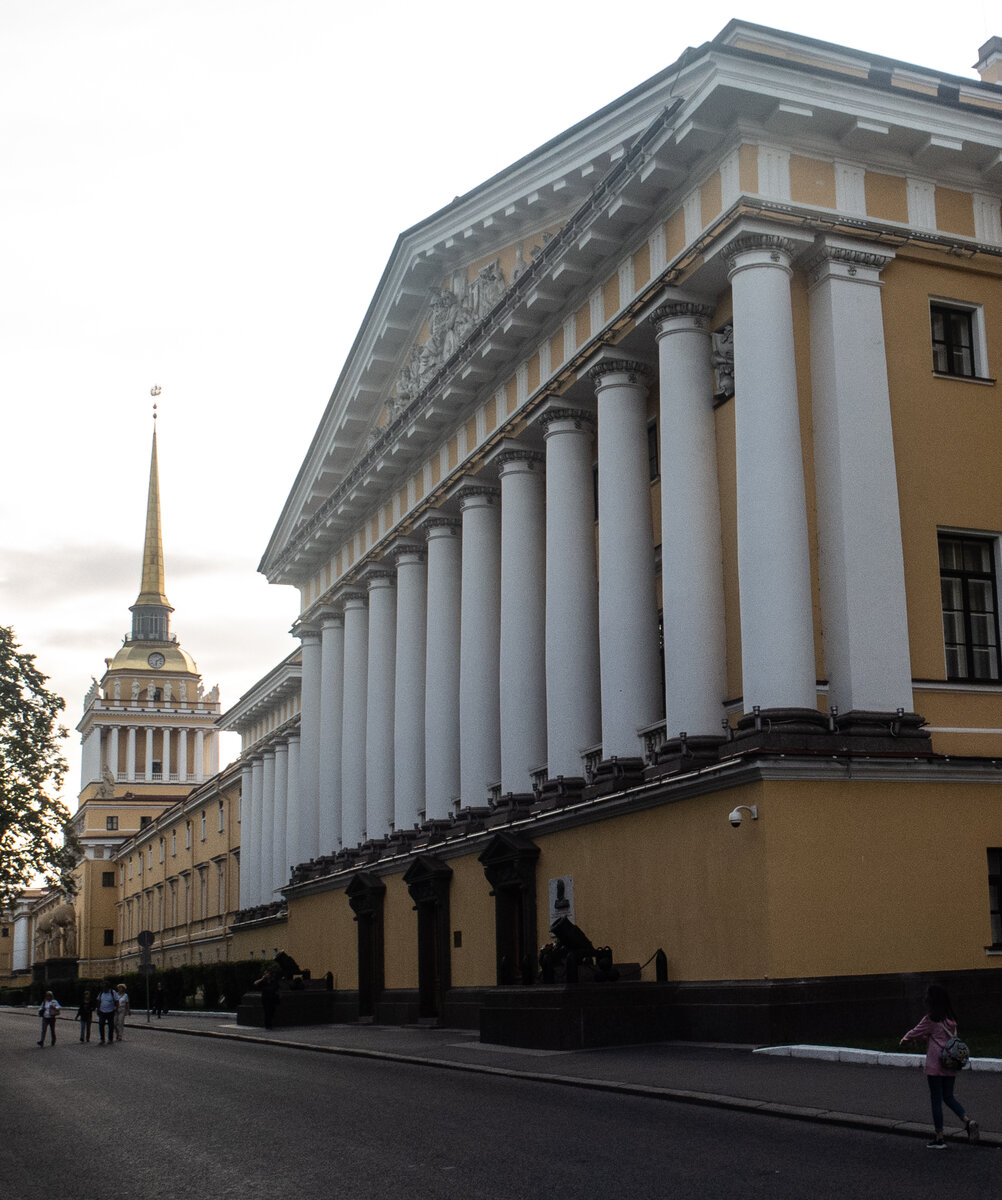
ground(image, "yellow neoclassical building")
xmin=225 ymin=21 xmax=1002 ymax=1043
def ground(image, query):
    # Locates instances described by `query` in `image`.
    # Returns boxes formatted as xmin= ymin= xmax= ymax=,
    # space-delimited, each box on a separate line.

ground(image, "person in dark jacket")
xmin=254 ymin=969 xmax=281 ymax=1030
xmin=152 ymin=981 xmax=168 ymax=1019
xmin=75 ymin=990 xmax=94 ymax=1042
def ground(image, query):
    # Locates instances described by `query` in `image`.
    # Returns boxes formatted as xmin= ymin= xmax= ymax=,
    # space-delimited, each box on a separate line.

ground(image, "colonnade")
xmin=90 ymin=724 xmax=216 ymax=784
xmin=239 ymin=226 xmax=916 ymax=909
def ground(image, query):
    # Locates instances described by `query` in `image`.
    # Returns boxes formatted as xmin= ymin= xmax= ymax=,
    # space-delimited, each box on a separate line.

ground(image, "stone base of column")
xmin=487 ymin=792 xmax=536 ymax=826
xmin=731 ymin=707 xmax=830 ymax=753
xmin=452 ymin=806 xmax=492 ymax=833
xmin=645 ymin=736 xmax=726 ymax=780
xmin=536 ymin=775 xmax=588 ymax=809
xmin=385 ymin=828 xmax=422 ymax=854
xmin=418 ymin=817 xmax=454 ymax=846
xmin=582 ymin=756 xmax=647 ymax=799
xmin=359 ymin=838 xmax=390 ymax=863
xmin=830 ymin=709 xmax=933 ymax=755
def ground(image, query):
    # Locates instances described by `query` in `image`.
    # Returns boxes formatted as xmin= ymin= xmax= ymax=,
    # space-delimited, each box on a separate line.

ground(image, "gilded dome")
xmin=106 ymin=640 xmax=199 ymax=675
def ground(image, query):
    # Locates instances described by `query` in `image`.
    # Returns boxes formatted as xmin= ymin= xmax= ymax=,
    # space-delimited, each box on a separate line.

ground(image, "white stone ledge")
xmin=754 ymin=1044 xmax=1002 ymax=1071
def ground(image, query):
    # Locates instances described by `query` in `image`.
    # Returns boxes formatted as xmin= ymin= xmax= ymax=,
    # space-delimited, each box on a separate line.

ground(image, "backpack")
xmin=940 ymin=1035 xmax=971 ymax=1071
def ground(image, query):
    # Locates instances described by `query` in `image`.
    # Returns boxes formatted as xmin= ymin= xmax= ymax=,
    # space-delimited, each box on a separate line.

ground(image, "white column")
xmin=260 ymin=749 xmax=276 ymax=897
xmin=144 ymin=726 xmax=154 ymax=780
xmin=365 ymin=571 xmax=396 ymax=840
xmin=318 ymin=608 xmax=345 ymax=854
xmin=248 ymin=756 xmax=265 ymax=907
xmin=652 ymin=299 xmax=728 ymax=736
xmin=127 ymin=726 xmax=137 ymax=782
xmin=162 ymin=726 xmax=171 ymax=780
xmin=497 ymin=448 xmax=547 ymax=792
xmin=539 ymin=406 xmax=601 ymax=779
xmin=194 ymin=728 xmax=205 ymax=783
xmin=458 ymin=485 xmax=501 ymax=807
xmin=178 ymin=728 xmax=189 ymax=782
xmin=12 ymin=910 xmax=30 ymax=972
xmin=296 ymin=624 xmax=322 ymax=863
xmin=81 ymin=727 xmax=102 ymax=786
xmin=807 ymin=238 xmax=913 ymax=714
xmin=725 ymin=230 xmax=816 ymax=712
xmin=272 ymin=740 xmax=289 ymax=894
xmin=109 ymin=726 xmax=120 ymax=780
xmin=590 ymin=354 xmax=662 ymax=757
xmin=207 ymin=731 xmax=219 ymax=776
xmin=238 ymin=762 xmax=255 ymax=909
xmin=285 ymin=733 xmax=301 ymax=872
xmin=423 ymin=517 xmax=462 ymax=820
xmin=393 ymin=543 xmax=427 ymax=831
xmin=340 ymin=591 xmax=369 ymax=848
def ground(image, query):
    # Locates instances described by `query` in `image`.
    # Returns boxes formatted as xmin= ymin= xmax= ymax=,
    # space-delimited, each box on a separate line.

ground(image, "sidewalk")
xmin=58 ymin=1008 xmax=1001 ymax=1147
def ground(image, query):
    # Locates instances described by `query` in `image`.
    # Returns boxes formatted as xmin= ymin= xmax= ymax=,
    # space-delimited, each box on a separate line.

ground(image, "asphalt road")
xmin=4 ymin=1018 xmax=999 ymax=1199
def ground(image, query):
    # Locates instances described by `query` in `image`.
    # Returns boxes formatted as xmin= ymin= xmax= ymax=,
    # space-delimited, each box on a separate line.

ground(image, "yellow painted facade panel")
xmin=575 ymin=303 xmax=591 ymax=349
xmin=505 ymin=377 xmax=518 ymax=416
xmin=465 ymin=415 xmax=478 ymax=452
xmin=665 ymin=209 xmax=685 ymax=261
xmin=864 ymin=172 xmax=908 ymax=223
xmin=527 ymin=352 xmax=540 ymax=394
xmin=632 ymin=241 xmax=651 ymax=290
xmin=700 ymin=171 xmax=722 ymax=227
xmin=603 ymin=274 xmax=620 ymax=323
xmin=549 ymin=327 xmax=565 ymax=369
xmin=447 ymin=435 xmax=459 ymax=471
xmin=383 ymin=875 xmax=418 ymax=990
xmin=738 ymin=144 xmax=759 ymax=194
xmin=934 ymin=187 xmax=976 ymax=238
xmin=789 ymin=155 xmax=836 ymax=208
xmin=485 ymin=394 xmax=498 ymax=432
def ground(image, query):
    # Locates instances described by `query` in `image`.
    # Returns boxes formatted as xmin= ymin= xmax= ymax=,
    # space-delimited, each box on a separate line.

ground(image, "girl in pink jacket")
xmin=900 ymin=984 xmax=979 ymax=1149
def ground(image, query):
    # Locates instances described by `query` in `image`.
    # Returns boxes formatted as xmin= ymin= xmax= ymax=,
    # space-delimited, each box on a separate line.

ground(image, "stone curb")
xmin=755 ymin=1043 xmax=1002 ymax=1072
xmin=133 ymin=1020 xmax=1001 ymax=1148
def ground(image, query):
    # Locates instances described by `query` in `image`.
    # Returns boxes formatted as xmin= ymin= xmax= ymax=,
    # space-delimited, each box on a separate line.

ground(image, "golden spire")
xmin=130 ymin=391 xmax=173 ymax=640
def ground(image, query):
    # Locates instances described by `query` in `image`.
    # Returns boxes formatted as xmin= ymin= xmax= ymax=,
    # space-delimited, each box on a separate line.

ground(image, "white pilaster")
xmin=807 ymin=237 xmax=913 ymax=714
xmin=162 ymin=726 xmax=171 ymax=780
xmin=13 ymin=909 xmax=30 ymax=972
xmin=81 ymin=727 xmax=102 ymax=786
xmin=393 ymin=543 xmax=427 ymax=831
xmin=144 ymin=726 xmax=154 ymax=781
xmin=318 ymin=609 xmax=345 ymax=855
xmin=539 ymin=406 xmax=601 ymax=779
xmin=273 ymin=740 xmax=289 ymax=894
xmin=457 ymin=484 xmax=501 ymax=806
xmin=296 ymin=625 xmax=322 ymax=864
xmin=724 ymin=228 xmax=817 ymax=712
xmin=109 ymin=726 xmax=120 ymax=780
xmin=590 ymin=354 xmax=663 ymax=756
xmin=127 ymin=726 xmax=137 ymax=783
xmin=423 ymin=518 xmax=462 ymax=820
xmin=340 ymin=591 xmax=369 ymax=848
xmin=652 ymin=299 xmax=728 ymax=736
xmin=365 ymin=570 xmax=397 ymax=840
xmin=497 ymin=447 xmax=547 ymax=792
xmin=178 ymin=727 xmax=188 ymax=782
xmin=238 ymin=762 xmax=254 ymax=909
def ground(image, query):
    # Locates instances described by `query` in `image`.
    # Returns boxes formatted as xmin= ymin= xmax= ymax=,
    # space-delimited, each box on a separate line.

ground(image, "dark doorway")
xmin=478 ymin=831 xmax=540 ymax=986
xmin=345 ymin=872 xmax=386 ymax=1020
xmin=403 ymin=854 xmax=453 ymax=1020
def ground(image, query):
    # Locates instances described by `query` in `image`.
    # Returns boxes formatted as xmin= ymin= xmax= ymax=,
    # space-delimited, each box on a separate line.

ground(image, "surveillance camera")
xmin=728 ymin=803 xmax=758 ymax=827
xmin=728 ymin=808 xmax=743 ymax=827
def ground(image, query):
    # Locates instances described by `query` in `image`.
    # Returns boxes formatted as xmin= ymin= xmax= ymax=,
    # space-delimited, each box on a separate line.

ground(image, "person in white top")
xmin=114 ymin=983 xmax=130 ymax=1041
xmin=37 ymin=991 xmax=61 ymax=1046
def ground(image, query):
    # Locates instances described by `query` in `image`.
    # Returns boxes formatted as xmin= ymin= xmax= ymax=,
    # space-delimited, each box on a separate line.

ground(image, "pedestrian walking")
xmin=114 ymin=983 xmax=130 ymax=1041
xmin=95 ymin=980 xmax=118 ymax=1044
xmin=37 ymin=991 xmax=61 ymax=1046
xmin=900 ymin=984 xmax=979 ymax=1149
xmin=254 ymin=968 xmax=281 ymax=1030
xmin=76 ymin=990 xmax=94 ymax=1042
xmin=152 ymin=981 xmax=168 ymax=1018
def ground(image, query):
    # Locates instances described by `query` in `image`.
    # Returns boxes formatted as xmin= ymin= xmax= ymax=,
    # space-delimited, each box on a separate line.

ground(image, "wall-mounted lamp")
xmin=728 ymin=804 xmax=758 ymax=828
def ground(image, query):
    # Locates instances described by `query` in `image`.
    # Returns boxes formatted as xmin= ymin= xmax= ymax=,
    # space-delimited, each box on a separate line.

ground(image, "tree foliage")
xmin=0 ymin=626 xmax=77 ymax=908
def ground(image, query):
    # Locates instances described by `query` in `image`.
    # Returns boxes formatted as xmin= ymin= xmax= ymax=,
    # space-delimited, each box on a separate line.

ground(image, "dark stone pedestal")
xmin=535 ymin=775 xmax=587 ymax=808
xmin=582 ymin=756 xmax=647 ymax=799
xmin=479 ymin=981 xmax=674 ymax=1050
xmin=487 ymin=793 xmax=536 ymax=826
xmin=645 ymin=735 xmax=725 ymax=779
xmin=237 ymin=986 xmax=339 ymax=1028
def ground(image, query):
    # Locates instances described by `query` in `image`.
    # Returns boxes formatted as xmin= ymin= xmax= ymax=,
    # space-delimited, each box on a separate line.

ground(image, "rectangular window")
xmin=171 ymin=829 xmax=177 ymax=856
xmin=218 ymin=800 xmax=225 ymax=833
xmin=159 ymin=838 xmax=165 ymax=863
xmin=988 ymin=850 xmax=1002 ymax=948
xmin=185 ymin=821 xmax=191 ymax=849
xmin=647 ymin=419 xmax=659 ymax=481
xmin=106 ymin=816 xmax=118 ymax=831
xmin=201 ymin=811 xmax=207 ymax=841
xmin=103 ymin=929 xmax=114 ymax=947
xmin=140 ymin=815 xmax=152 ymax=829
xmin=930 ymin=299 xmax=987 ymax=379
xmin=939 ymin=533 xmax=1001 ymax=682
xmin=101 ymin=872 xmax=115 ymax=887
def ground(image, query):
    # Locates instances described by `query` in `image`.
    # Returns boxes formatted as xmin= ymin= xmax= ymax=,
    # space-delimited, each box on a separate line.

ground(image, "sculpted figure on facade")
xmin=131 ymin=679 xmax=141 ymax=702
xmin=180 ymin=681 xmax=188 ymax=703
xmin=205 ymin=684 xmax=219 ymax=702
xmin=86 ymin=677 xmax=101 ymax=706
xmin=711 ymin=323 xmax=735 ymax=398
xmin=113 ymin=679 xmax=121 ymax=701
xmin=96 ymin=765 xmax=116 ymax=799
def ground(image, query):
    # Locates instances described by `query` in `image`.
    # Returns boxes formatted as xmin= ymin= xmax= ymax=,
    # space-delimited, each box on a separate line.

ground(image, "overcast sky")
xmin=2 ymin=0 xmax=997 ymax=807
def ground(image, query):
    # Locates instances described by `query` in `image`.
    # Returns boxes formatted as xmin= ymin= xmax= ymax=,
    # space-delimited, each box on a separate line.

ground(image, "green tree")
xmin=0 ymin=626 xmax=77 ymax=907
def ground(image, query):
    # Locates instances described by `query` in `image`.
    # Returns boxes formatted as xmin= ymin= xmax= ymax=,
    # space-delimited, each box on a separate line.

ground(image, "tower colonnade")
xmin=237 ymin=226 xmax=918 ymax=908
